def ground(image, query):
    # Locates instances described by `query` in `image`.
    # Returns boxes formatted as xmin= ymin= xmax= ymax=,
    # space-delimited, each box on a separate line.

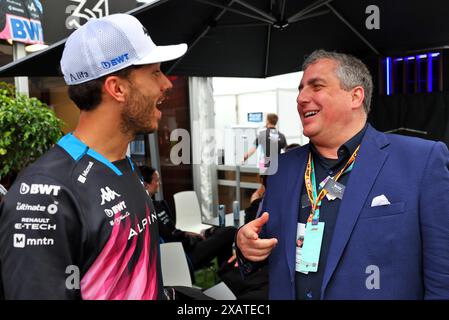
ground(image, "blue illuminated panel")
xmin=384 ymin=52 xmax=440 ymax=95
xmin=386 ymin=57 xmax=392 ymax=95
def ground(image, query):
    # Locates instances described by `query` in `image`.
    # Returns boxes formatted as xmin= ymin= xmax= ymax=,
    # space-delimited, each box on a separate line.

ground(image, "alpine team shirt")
xmin=0 ymin=133 xmax=164 ymax=300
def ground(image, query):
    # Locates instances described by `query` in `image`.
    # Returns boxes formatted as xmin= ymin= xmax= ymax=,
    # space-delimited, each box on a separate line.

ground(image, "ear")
xmin=351 ymin=86 xmax=365 ymax=110
xmin=103 ymin=76 xmax=129 ymax=103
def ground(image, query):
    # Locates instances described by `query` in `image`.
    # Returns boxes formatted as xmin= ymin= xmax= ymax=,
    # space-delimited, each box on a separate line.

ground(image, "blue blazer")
xmin=259 ymin=124 xmax=449 ymax=299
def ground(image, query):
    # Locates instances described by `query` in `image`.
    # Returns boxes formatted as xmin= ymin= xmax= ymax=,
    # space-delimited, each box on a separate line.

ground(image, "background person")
xmin=140 ymin=166 xmax=236 ymax=281
xmin=243 ymin=113 xmax=287 ymax=170
xmin=217 ymin=175 xmax=269 ymax=299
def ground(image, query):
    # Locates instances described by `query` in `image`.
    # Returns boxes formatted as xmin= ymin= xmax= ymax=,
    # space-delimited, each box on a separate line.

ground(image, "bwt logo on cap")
xmin=101 ymin=53 xmax=130 ymax=69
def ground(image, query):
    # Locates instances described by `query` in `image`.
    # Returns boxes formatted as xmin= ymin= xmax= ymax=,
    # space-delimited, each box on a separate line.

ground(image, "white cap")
xmin=60 ymin=14 xmax=187 ymax=85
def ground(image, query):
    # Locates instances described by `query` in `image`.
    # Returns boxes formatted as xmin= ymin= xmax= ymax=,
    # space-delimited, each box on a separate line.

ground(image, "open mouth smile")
xmin=304 ymin=110 xmax=320 ymax=118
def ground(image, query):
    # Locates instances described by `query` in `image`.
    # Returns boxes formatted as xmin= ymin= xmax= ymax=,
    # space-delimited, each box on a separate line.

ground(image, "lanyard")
xmin=304 ymin=145 xmax=360 ymax=224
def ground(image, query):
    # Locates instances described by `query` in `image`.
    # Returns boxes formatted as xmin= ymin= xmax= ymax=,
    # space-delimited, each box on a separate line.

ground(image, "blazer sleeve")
xmin=419 ymin=141 xmax=449 ymax=299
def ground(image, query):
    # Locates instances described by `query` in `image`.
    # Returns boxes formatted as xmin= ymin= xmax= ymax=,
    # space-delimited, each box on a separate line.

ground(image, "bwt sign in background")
xmin=0 ymin=0 xmax=149 ymax=46
xmin=0 ymin=0 xmax=43 ymax=44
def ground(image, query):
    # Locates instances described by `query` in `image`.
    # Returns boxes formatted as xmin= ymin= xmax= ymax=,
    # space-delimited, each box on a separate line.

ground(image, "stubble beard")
xmin=120 ymin=87 xmax=158 ymax=137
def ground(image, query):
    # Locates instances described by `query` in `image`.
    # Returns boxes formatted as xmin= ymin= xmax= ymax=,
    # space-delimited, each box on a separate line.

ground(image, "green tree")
xmin=0 ymin=82 xmax=64 ymax=186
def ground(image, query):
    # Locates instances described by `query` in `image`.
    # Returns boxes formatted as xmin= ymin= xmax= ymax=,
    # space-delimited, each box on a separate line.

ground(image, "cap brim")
xmin=135 ymin=43 xmax=188 ymax=65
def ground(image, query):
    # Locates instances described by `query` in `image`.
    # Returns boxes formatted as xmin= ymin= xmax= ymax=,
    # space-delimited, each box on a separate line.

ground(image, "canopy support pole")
xmin=287 ymin=0 xmax=333 ymax=23
xmin=326 ymin=3 xmax=380 ymax=55
xmin=168 ymin=0 xmax=237 ymax=74
xmin=194 ymin=0 xmax=274 ymax=24
xmin=13 ymin=42 xmax=29 ymax=97
xmin=233 ymin=0 xmax=276 ymax=22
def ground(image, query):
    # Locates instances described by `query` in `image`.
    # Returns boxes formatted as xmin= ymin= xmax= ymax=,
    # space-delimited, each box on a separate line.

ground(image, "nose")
xmin=297 ymin=86 xmax=310 ymax=105
xmin=161 ymin=73 xmax=173 ymax=92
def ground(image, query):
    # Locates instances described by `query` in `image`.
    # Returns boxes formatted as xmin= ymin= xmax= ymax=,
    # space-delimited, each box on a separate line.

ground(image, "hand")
xmin=236 ymin=212 xmax=277 ymax=262
xmin=227 ymin=254 xmax=238 ymax=267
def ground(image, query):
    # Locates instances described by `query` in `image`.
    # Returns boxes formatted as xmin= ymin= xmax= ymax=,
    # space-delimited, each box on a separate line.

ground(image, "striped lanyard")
xmin=304 ymin=145 xmax=360 ymax=225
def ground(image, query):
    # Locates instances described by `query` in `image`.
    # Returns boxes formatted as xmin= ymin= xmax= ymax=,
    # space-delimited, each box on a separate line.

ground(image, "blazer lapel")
xmin=321 ymin=125 xmax=390 ymax=297
xmin=283 ymin=146 xmax=309 ymax=282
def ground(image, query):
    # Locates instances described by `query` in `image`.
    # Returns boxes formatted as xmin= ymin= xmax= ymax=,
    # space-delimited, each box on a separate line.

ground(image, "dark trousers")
xmin=187 ymin=226 xmax=236 ymax=270
xmin=218 ymin=263 xmax=269 ymax=300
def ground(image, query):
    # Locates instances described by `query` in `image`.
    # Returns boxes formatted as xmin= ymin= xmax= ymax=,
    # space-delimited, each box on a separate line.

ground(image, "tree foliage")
xmin=0 ymin=82 xmax=64 ymax=181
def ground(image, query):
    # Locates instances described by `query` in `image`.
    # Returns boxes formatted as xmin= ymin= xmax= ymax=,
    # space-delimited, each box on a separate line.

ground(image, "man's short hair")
xmin=266 ymin=113 xmax=279 ymax=126
xmin=302 ymin=50 xmax=373 ymax=114
xmin=138 ymin=165 xmax=156 ymax=183
xmin=68 ymin=65 xmax=141 ymax=111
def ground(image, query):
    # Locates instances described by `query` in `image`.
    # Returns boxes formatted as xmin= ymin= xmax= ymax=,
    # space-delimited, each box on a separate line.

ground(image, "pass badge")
xmin=298 ymin=222 xmax=325 ymax=273
xmin=324 ymin=178 xmax=345 ymax=200
xmin=295 ymin=223 xmax=306 ymax=273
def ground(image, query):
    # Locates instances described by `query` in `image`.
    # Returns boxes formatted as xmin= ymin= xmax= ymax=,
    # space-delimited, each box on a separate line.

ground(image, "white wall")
xmin=277 ymin=89 xmax=309 ymax=146
xmin=214 ymin=95 xmax=237 ymax=151
xmin=237 ymin=92 xmax=277 ymax=125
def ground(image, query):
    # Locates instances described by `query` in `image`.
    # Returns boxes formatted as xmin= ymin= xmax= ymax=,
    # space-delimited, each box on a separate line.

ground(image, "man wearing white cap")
xmin=0 ymin=14 xmax=187 ymax=299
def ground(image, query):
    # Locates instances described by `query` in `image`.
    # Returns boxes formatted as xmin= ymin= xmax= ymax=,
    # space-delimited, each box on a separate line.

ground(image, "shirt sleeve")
xmin=0 ymin=174 xmax=83 ymax=299
xmin=153 ymin=200 xmax=181 ymax=242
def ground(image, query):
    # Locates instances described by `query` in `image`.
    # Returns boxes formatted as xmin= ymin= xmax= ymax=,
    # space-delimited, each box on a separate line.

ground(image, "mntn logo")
xmin=14 ymin=234 xmax=26 ymax=248
xmin=13 ymin=234 xmax=54 ymax=248
xmin=9 ymin=15 xmax=44 ymax=44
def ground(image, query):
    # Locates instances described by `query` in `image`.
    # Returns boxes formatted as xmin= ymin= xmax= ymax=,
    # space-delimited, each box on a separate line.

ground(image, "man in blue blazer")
xmin=236 ymin=50 xmax=449 ymax=299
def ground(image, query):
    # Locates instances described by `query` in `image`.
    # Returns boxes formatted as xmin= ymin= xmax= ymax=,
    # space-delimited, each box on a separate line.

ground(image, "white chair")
xmin=159 ymin=242 xmax=192 ymax=287
xmin=173 ymin=191 xmax=211 ymax=234
xmin=203 ymin=282 xmax=237 ymax=300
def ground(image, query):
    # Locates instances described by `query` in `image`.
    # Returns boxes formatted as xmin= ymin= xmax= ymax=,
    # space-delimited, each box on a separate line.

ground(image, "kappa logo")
xmin=100 ymin=187 xmax=121 ymax=205
xmin=19 ymin=183 xmax=61 ymax=196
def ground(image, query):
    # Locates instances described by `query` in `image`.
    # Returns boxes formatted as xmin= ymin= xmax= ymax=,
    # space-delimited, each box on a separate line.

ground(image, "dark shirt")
xmin=244 ymin=197 xmax=263 ymax=224
xmin=295 ymin=124 xmax=367 ymax=300
xmin=153 ymin=200 xmax=204 ymax=253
